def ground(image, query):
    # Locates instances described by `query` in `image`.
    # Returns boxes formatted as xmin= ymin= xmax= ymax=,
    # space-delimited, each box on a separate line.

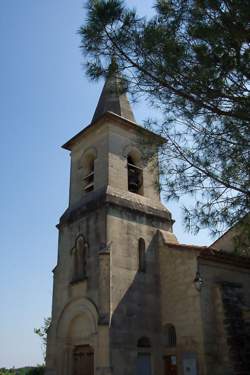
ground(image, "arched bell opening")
xmin=127 ymin=152 xmax=143 ymax=195
xmin=83 ymin=155 xmax=96 ymax=193
xmin=79 ymin=147 xmax=97 ymax=194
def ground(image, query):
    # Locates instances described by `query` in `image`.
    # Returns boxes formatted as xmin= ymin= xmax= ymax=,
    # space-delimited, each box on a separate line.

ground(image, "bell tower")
xmin=45 ymin=68 xmax=174 ymax=375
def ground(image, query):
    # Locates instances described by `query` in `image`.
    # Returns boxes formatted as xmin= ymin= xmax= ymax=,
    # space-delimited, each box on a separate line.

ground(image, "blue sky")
xmin=0 ymin=0 xmax=212 ymax=368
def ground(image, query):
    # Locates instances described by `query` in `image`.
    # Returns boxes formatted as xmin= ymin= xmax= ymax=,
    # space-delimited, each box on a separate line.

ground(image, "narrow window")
xmin=168 ymin=325 xmax=177 ymax=347
xmin=127 ymin=154 xmax=143 ymax=194
xmin=83 ymin=158 xmax=95 ymax=193
xmin=138 ymin=238 xmax=146 ymax=273
xmin=163 ymin=324 xmax=177 ymax=348
xmin=72 ymin=235 xmax=88 ymax=282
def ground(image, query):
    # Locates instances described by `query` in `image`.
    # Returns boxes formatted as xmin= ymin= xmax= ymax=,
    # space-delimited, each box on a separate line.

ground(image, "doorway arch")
xmin=56 ymin=297 xmax=98 ymax=374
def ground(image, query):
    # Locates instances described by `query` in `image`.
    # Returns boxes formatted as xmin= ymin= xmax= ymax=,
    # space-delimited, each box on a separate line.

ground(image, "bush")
xmin=27 ymin=367 xmax=45 ymax=375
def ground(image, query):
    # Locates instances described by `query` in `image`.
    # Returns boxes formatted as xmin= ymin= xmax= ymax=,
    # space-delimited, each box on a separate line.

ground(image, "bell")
xmin=129 ymin=181 xmax=139 ymax=192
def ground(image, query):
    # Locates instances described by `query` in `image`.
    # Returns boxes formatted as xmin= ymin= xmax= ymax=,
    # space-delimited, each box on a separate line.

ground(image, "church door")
xmin=136 ymin=353 xmax=152 ymax=375
xmin=164 ymin=355 xmax=177 ymax=375
xmin=73 ymin=345 xmax=94 ymax=375
xmin=182 ymin=354 xmax=197 ymax=375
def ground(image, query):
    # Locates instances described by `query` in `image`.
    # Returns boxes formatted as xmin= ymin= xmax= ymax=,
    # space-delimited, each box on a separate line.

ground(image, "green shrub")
xmin=26 ymin=367 xmax=45 ymax=375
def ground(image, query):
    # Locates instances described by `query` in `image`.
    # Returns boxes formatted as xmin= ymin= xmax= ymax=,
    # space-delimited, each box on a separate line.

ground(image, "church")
xmin=45 ymin=70 xmax=250 ymax=375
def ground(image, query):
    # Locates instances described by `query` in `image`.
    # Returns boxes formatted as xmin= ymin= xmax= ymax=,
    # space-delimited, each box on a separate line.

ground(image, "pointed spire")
xmin=91 ymin=61 xmax=135 ymax=124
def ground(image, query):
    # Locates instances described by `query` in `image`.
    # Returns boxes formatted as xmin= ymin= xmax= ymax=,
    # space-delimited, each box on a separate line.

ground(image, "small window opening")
xmin=163 ymin=324 xmax=177 ymax=348
xmin=83 ymin=158 xmax=95 ymax=193
xmin=127 ymin=155 xmax=143 ymax=195
xmin=138 ymin=238 xmax=146 ymax=273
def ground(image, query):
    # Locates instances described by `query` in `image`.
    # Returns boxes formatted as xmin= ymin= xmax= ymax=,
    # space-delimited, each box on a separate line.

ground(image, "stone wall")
xmin=46 ymin=202 xmax=111 ymax=374
xmin=199 ymin=259 xmax=250 ymax=375
xmin=220 ymin=282 xmax=250 ymax=375
xmin=159 ymin=241 xmax=206 ymax=375
xmin=107 ymin=205 xmax=170 ymax=375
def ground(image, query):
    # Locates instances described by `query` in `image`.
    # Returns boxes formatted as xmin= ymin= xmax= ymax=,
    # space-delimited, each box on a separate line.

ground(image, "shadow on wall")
xmin=109 ymin=233 xmax=164 ymax=375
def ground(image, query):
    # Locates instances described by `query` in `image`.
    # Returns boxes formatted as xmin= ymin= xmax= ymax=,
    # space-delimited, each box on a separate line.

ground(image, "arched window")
xmin=79 ymin=147 xmax=97 ymax=193
xmin=163 ymin=324 xmax=177 ymax=348
xmin=72 ymin=235 xmax=88 ymax=282
xmin=127 ymin=153 xmax=143 ymax=195
xmin=83 ymin=156 xmax=95 ymax=193
xmin=138 ymin=238 xmax=146 ymax=273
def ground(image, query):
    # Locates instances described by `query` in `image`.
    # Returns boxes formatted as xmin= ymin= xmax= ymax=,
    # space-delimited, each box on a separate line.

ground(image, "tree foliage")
xmin=79 ymin=0 xmax=250 ymax=237
xmin=26 ymin=367 xmax=44 ymax=375
xmin=0 ymin=367 xmax=44 ymax=375
xmin=34 ymin=317 xmax=51 ymax=361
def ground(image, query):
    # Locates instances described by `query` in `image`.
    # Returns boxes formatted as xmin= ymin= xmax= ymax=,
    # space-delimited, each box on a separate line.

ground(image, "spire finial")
xmin=91 ymin=61 xmax=135 ymax=123
xmin=107 ymin=56 xmax=119 ymax=76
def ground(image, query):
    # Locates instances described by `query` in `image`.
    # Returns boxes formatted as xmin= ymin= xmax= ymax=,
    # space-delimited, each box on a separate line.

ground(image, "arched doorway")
xmin=73 ymin=345 xmax=94 ymax=375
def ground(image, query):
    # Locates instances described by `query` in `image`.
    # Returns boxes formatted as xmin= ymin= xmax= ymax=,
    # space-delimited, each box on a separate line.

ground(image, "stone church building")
xmin=45 ymin=71 xmax=250 ymax=375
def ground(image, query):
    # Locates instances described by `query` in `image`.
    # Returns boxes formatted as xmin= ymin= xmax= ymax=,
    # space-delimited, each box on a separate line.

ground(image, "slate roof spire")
xmin=91 ymin=60 xmax=135 ymax=123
